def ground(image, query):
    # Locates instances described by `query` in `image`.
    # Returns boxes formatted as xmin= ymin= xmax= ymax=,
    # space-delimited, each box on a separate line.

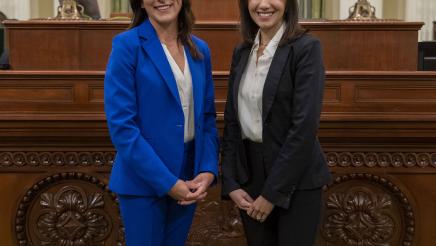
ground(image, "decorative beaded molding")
xmin=321 ymin=173 xmax=415 ymax=246
xmin=326 ymin=152 xmax=436 ymax=168
xmin=0 ymin=152 xmax=115 ymax=167
xmin=3 ymin=151 xmax=435 ymax=168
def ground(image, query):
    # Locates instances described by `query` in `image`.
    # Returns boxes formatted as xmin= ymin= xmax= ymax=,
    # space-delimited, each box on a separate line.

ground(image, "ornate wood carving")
xmin=14 ymin=172 xmax=123 ymax=246
xmin=321 ymin=174 xmax=414 ymax=246
xmin=187 ymin=188 xmax=246 ymax=245
xmin=326 ymin=152 xmax=436 ymax=168
xmin=5 ymin=151 xmax=433 ymax=170
xmin=7 ymin=151 xmax=434 ymax=170
xmin=0 ymin=152 xmax=115 ymax=167
xmin=36 ymin=186 xmax=111 ymax=245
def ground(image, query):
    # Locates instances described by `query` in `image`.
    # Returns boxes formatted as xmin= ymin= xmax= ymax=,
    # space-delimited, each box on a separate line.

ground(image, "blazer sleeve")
xmin=104 ymin=34 xmax=178 ymax=197
xmin=198 ymin=44 xmax=219 ymax=179
xmin=221 ymin=46 xmax=243 ymax=197
xmin=261 ymin=38 xmax=325 ymax=209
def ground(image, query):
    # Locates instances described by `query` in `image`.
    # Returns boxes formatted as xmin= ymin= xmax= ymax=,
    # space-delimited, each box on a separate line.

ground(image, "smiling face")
xmin=248 ymin=0 xmax=286 ymax=33
xmin=142 ymin=0 xmax=182 ymax=27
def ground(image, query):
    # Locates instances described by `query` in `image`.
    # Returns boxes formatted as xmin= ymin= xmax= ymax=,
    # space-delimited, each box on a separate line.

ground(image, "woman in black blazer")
xmin=221 ymin=0 xmax=332 ymax=245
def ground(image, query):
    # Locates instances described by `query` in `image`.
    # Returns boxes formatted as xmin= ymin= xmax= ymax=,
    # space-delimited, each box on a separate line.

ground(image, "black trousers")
xmin=240 ymin=140 xmax=322 ymax=246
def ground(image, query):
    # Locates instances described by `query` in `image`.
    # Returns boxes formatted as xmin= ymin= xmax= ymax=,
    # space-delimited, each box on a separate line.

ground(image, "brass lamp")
xmin=348 ymin=0 xmax=377 ymax=20
xmin=56 ymin=0 xmax=91 ymax=20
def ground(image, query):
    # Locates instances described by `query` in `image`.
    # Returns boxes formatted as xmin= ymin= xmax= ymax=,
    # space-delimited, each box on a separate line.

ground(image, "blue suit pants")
xmin=118 ymin=141 xmax=196 ymax=246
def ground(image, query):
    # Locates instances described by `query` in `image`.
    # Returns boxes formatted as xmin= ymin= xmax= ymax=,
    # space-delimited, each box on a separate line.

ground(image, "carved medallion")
xmin=35 ymin=186 xmax=111 ymax=245
xmin=323 ymin=188 xmax=394 ymax=244
xmin=15 ymin=172 xmax=123 ymax=246
xmin=321 ymin=174 xmax=414 ymax=246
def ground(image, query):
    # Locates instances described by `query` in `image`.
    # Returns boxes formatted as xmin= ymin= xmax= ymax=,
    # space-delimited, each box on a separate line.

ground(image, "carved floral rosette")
xmin=320 ymin=173 xmax=415 ymax=246
xmin=14 ymin=172 xmax=124 ymax=246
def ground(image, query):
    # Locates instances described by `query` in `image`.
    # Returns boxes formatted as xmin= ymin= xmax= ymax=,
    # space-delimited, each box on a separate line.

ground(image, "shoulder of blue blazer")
xmin=107 ymin=26 xmax=143 ymax=64
xmin=190 ymin=34 xmax=209 ymax=55
xmin=110 ymin=19 xmax=155 ymax=52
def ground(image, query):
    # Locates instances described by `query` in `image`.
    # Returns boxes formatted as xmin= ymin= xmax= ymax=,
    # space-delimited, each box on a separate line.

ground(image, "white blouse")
xmin=238 ymin=23 xmax=285 ymax=143
xmin=162 ymin=44 xmax=195 ymax=142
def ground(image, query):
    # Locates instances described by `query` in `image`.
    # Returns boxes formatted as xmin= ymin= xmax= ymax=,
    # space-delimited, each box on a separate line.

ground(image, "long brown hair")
xmin=129 ymin=0 xmax=202 ymax=59
xmin=239 ymin=0 xmax=306 ymax=46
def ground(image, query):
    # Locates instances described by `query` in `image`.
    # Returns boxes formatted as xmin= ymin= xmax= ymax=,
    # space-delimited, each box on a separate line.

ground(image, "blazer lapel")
xmin=139 ymin=20 xmax=182 ymax=108
xmin=185 ymin=45 xmax=202 ymax=122
xmin=232 ymin=48 xmax=251 ymax=114
xmin=262 ymin=43 xmax=292 ymax=123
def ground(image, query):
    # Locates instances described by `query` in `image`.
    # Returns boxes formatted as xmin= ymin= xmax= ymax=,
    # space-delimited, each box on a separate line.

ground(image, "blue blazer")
xmin=104 ymin=19 xmax=219 ymax=197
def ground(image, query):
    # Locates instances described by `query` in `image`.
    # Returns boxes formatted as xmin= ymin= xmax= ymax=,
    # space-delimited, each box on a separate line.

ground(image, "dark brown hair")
xmin=0 ymin=11 xmax=7 ymax=22
xmin=129 ymin=0 xmax=202 ymax=59
xmin=239 ymin=0 xmax=306 ymax=46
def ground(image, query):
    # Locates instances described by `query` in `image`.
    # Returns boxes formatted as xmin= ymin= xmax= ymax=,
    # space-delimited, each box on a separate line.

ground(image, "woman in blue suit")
xmin=104 ymin=0 xmax=219 ymax=245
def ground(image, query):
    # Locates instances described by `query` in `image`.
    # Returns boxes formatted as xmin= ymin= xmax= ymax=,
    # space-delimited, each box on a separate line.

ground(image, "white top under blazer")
xmin=238 ymin=23 xmax=285 ymax=143
xmin=162 ymin=44 xmax=195 ymax=142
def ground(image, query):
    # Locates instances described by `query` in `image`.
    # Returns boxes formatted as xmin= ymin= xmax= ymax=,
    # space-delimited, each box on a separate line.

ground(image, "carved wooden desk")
xmin=1 ymin=71 xmax=436 ymax=245
xmin=1 ymin=18 xmax=436 ymax=246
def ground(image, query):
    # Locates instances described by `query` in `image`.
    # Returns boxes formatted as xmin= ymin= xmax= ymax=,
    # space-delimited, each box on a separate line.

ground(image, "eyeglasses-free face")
xmin=248 ymin=0 xmax=286 ymax=33
xmin=142 ymin=0 xmax=183 ymax=27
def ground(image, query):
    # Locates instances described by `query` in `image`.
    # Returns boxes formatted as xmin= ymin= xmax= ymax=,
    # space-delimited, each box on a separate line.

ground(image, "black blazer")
xmin=221 ymin=34 xmax=332 ymax=209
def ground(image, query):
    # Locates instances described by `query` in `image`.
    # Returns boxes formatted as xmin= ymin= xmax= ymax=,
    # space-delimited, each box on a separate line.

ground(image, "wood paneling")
xmin=355 ymin=85 xmax=436 ymax=102
xmin=3 ymin=21 xmax=123 ymax=71
xmin=0 ymin=85 xmax=73 ymax=102
xmin=3 ymin=20 xmax=423 ymax=72
xmin=0 ymin=71 xmax=104 ymax=120
xmin=193 ymin=23 xmax=242 ymax=71
xmin=191 ymin=0 xmax=239 ymax=21
xmin=1 ymin=71 xmax=436 ymax=245
xmin=322 ymin=72 xmax=436 ymax=121
xmin=3 ymin=70 xmax=436 ymax=130
xmin=88 ymin=84 xmax=104 ymax=103
xmin=215 ymin=71 xmax=436 ymax=123
xmin=324 ymin=83 xmax=342 ymax=103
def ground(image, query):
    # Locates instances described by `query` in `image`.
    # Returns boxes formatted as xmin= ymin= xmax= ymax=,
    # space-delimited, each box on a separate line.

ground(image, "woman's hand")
xmin=168 ymin=180 xmax=197 ymax=202
xmin=247 ymin=196 xmax=274 ymax=222
xmin=179 ymin=172 xmax=215 ymax=205
xmin=229 ymin=189 xmax=254 ymax=210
